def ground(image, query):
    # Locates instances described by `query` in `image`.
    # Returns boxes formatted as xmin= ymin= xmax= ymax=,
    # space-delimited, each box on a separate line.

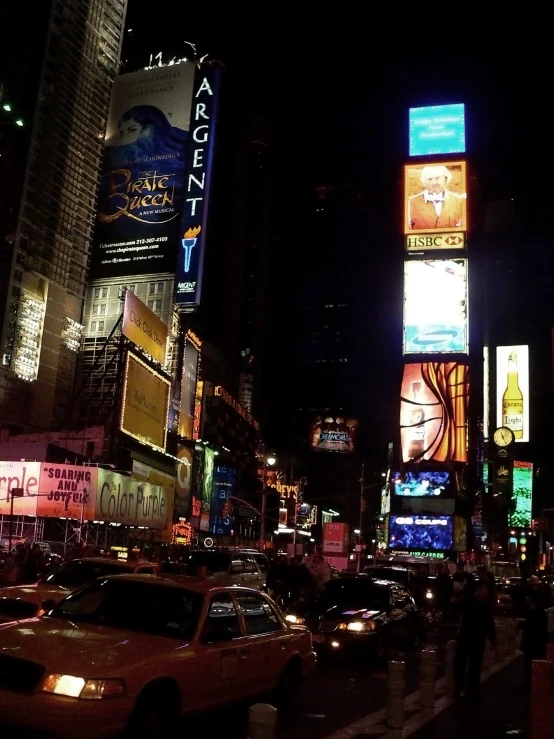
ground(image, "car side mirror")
xmin=41 ymin=599 xmax=57 ymax=613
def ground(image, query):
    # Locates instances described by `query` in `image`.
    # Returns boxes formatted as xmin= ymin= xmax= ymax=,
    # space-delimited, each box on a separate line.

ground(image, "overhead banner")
xmin=175 ymin=67 xmax=221 ymax=307
xmin=405 ymin=161 xmax=467 ymax=234
xmin=122 ymin=291 xmax=168 ymax=365
xmin=91 ymin=63 xmax=196 ymax=279
xmin=120 ymin=353 xmax=170 ymax=452
xmin=400 ymin=362 xmax=468 ymax=464
xmin=496 ymin=345 xmax=529 ymax=442
xmin=403 ymin=259 xmax=468 ymax=354
xmin=0 ymin=461 xmax=41 ymax=517
xmin=96 ymin=468 xmax=171 ymax=530
xmin=37 ymin=464 xmax=98 ymax=520
xmin=409 ymin=104 xmax=466 ymax=157
xmin=309 ymin=416 xmax=359 ymax=453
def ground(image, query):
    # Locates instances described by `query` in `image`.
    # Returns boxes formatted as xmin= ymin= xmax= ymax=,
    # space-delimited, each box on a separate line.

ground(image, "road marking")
xmin=323 ymin=654 xmax=519 ymax=739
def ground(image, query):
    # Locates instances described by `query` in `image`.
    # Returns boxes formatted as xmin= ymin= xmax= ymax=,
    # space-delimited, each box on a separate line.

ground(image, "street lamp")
xmin=259 ymin=454 xmax=276 ymax=552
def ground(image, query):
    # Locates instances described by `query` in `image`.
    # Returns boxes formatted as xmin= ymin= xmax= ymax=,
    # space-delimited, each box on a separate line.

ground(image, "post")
xmin=357 ymin=463 xmax=364 ymax=574
xmin=445 ymin=640 xmax=456 ymax=693
xmin=420 ymin=649 xmax=437 ymax=709
xmin=248 ymin=703 xmax=277 ymax=739
xmin=259 ymin=460 xmax=267 ymax=552
xmin=386 ymin=660 xmax=406 ymax=730
xmin=8 ymin=489 xmax=14 ymax=552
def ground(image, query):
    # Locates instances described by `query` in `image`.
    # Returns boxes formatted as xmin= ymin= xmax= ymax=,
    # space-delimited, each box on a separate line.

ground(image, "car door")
xmin=195 ymin=592 xmax=247 ymax=709
xmin=233 ymin=590 xmax=289 ymax=695
xmin=240 ymin=555 xmax=265 ymax=590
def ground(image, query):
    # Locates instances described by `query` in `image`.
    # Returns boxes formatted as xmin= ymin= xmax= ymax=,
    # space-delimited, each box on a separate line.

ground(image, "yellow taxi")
xmin=0 ymin=557 xmax=159 ymax=623
xmin=0 ymin=574 xmax=316 ymax=739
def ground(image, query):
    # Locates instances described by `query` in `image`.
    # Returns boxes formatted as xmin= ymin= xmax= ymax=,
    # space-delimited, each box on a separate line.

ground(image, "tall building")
xmin=0 ymin=0 xmax=128 ymax=431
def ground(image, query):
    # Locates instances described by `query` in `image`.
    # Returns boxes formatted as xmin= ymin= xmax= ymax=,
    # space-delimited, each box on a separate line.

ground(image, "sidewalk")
xmin=404 ymin=655 xmax=529 ymax=739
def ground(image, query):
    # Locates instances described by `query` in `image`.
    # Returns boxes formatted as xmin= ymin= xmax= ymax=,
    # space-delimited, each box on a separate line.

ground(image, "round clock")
xmin=493 ymin=426 xmax=514 ymax=447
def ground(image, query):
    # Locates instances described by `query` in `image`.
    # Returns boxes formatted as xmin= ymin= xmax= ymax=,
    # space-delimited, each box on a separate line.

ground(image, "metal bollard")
xmin=248 ymin=703 xmax=277 ymax=739
xmin=420 ymin=649 xmax=437 ymax=708
xmin=445 ymin=640 xmax=456 ymax=693
xmin=386 ymin=660 xmax=406 ymax=730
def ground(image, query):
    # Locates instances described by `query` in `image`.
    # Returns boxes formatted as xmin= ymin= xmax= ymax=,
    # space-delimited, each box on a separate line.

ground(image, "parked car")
xmin=181 ymin=550 xmax=267 ymax=590
xmin=0 ymin=557 xmax=159 ymax=623
xmin=364 ymin=565 xmax=435 ymax=608
xmin=0 ymin=575 xmax=316 ymax=739
xmin=285 ymin=575 xmax=422 ymax=656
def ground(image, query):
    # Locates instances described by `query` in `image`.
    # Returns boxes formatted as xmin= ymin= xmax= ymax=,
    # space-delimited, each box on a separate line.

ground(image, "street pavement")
xmin=183 ymin=625 xmax=454 ymax=738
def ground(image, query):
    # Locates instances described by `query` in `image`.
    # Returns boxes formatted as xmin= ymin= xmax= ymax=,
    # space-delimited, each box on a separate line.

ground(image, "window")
xmin=93 ymin=287 xmax=108 ymax=299
xmin=235 ymin=592 xmax=282 ymax=635
xmin=201 ymin=594 xmax=242 ymax=642
xmin=92 ymin=303 xmax=105 ymax=316
xmin=148 ymin=299 xmax=162 ymax=313
xmin=149 ymin=281 xmax=164 ymax=295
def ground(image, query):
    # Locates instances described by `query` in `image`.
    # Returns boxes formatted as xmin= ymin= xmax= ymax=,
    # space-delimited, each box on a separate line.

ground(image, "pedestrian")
xmin=306 ymin=551 xmax=331 ymax=588
xmin=517 ymin=588 xmax=548 ymax=689
xmin=452 ymin=563 xmax=471 ymax=599
xmin=435 ymin=562 xmax=454 ymax=616
xmin=453 ymin=579 xmax=497 ymax=702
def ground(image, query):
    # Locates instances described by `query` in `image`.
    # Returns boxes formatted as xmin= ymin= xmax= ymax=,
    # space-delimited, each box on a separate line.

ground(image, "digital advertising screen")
xmin=389 ymin=515 xmax=453 ymax=551
xmin=409 ymin=104 xmax=466 ymax=157
xmin=175 ymin=68 xmax=221 ymax=308
xmin=393 ymin=470 xmax=451 ymax=497
xmin=405 ymin=161 xmax=467 ymax=234
xmin=92 ymin=64 xmax=196 ymax=279
xmin=309 ymin=416 xmax=359 ymax=453
xmin=400 ymin=362 xmax=468 ymax=463
xmin=510 ymin=461 xmax=533 ymax=528
xmin=209 ymin=465 xmax=236 ymax=536
xmin=403 ymin=259 xmax=468 ymax=354
xmin=496 ymin=345 xmax=529 ymax=443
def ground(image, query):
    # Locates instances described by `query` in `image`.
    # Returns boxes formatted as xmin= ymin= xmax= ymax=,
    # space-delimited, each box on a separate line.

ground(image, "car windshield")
xmin=42 ymin=560 xmax=134 ymax=588
xmin=185 ymin=552 xmax=230 ymax=575
xmin=314 ymin=579 xmax=390 ymax=609
xmin=48 ymin=578 xmax=203 ymax=639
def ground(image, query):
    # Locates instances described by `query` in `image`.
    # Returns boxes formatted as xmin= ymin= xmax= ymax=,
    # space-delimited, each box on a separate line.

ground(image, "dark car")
xmin=285 ymin=576 xmax=421 ymax=656
xmin=364 ymin=565 xmax=435 ymax=608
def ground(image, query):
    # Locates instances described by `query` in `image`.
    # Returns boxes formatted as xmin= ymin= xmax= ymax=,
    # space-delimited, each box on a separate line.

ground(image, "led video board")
xmin=405 ymin=161 xmax=467 ymax=234
xmin=403 ymin=259 xmax=468 ymax=355
xmin=409 ymin=104 xmax=466 ymax=157
xmin=389 ymin=515 xmax=453 ymax=551
xmin=400 ymin=362 xmax=468 ymax=464
xmin=510 ymin=461 xmax=533 ymax=528
xmin=496 ymin=345 xmax=529 ymax=443
xmin=393 ymin=470 xmax=451 ymax=497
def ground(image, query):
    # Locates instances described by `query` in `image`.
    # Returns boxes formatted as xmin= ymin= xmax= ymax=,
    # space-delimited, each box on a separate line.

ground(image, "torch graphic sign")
xmin=182 ymin=226 xmax=201 ymax=273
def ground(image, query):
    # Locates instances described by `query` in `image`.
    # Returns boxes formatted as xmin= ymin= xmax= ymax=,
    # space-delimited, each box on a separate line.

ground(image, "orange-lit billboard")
xmin=120 ymin=353 xmax=170 ymax=452
xmin=0 ymin=461 xmax=41 ymax=516
xmin=122 ymin=290 xmax=168 ymax=365
xmin=37 ymin=464 xmax=98 ymax=520
xmin=400 ymin=362 xmax=468 ymax=463
xmin=405 ymin=161 xmax=467 ymax=234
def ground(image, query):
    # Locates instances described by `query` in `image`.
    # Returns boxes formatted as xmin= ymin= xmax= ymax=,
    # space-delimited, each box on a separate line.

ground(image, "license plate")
xmin=312 ymin=634 xmax=325 ymax=644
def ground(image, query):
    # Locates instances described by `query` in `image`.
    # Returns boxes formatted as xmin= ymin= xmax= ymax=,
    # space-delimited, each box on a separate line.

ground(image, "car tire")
xmin=275 ymin=660 xmax=301 ymax=709
xmin=124 ymin=681 xmax=180 ymax=738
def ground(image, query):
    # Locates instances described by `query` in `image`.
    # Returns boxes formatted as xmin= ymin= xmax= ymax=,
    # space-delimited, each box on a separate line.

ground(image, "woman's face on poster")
xmin=118 ymin=118 xmax=142 ymax=144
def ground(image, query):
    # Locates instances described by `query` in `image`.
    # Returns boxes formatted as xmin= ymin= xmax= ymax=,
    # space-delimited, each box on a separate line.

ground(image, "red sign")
xmin=323 ymin=522 xmax=349 ymax=554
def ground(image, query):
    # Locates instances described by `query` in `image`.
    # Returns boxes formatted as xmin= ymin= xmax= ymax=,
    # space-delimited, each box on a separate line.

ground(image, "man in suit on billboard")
xmin=407 ymin=164 xmax=465 ymax=231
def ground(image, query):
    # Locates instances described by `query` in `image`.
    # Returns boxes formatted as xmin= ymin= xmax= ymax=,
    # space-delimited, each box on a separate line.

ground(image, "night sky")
xmin=121 ymin=10 xmax=554 ymax=499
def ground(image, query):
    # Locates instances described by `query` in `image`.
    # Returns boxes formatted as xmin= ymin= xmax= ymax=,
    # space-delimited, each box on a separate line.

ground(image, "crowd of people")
xmin=265 ymin=551 xmax=332 ymax=606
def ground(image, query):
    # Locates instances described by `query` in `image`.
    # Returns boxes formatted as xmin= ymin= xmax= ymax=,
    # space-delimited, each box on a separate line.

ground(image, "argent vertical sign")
xmin=175 ymin=66 xmax=220 ymax=307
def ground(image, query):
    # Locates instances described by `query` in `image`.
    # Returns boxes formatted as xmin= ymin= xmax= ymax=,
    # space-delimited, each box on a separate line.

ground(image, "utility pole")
xmin=357 ymin=464 xmax=365 ymax=573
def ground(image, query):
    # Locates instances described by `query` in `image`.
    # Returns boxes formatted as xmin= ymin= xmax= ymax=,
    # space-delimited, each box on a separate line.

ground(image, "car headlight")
xmin=41 ymin=674 xmax=126 ymax=700
xmin=285 ymin=614 xmax=305 ymax=625
xmin=339 ymin=620 xmax=377 ymax=633
xmin=425 ymin=591 xmax=434 ymax=600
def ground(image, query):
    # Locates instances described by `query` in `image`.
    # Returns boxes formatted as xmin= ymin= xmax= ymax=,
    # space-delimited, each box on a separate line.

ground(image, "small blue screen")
xmin=389 ymin=515 xmax=453 ymax=551
xmin=409 ymin=104 xmax=465 ymax=156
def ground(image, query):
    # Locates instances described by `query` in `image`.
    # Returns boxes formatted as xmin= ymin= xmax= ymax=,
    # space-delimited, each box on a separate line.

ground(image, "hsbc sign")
xmin=405 ymin=232 xmax=466 ymax=252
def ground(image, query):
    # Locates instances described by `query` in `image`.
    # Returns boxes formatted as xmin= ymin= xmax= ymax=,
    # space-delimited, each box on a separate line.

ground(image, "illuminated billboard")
xmin=400 ymin=362 xmax=468 ymax=463
xmin=174 ymin=445 xmax=193 ymax=517
xmin=122 ymin=290 xmax=167 ymax=365
xmin=96 ymin=469 xmax=171 ymax=530
xmin=405 ymin=232 xmax=465 ymax=253
xmin=393 ymin=470 xmax=451 ymax=497
xmin=209 ymin=465 xmax=236 ymax=535
xmin=409 ymin=104 xmax=465 ymax=157
xmin=179 ymin=333 xmax=200 ymax=439
xmin=405 ymin=161 xmax=467 ymax=234
xmin=91 ymin=64 xmax=195 ymax=279
xmin=200 ymin=447 xmax=215 ymax=532
xmin=0 ymin=461 xmax=41 ymax=517
xmin=389 ymin=515 xmax=453 ymax=551
xmin=310 ymin=416 xmax=359 ymax=453
xmin=496 ymin=345 xmax=529 ymax=442
xmin=37 ymin=464 xmax=97 ymax=520
xmin=120 ymin=353 xmax=170 ymax=452
xmin=510 ymin=461 xmax=533 ymax=528
xmin=403 ymin=259 xmax=468 ymax=354
xmin=175 ymin=67 xmax=221 ymax=307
